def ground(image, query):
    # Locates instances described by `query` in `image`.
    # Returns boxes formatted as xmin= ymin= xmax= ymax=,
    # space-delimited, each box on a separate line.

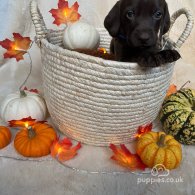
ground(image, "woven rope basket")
xmin=30 ymin=1 xmax=194 ymax=146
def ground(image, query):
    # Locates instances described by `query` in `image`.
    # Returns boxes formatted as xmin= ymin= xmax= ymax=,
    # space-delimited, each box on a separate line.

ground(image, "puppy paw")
xmin=137 ymin=54 xmax=160 ymax=67
xmin=137 ymin=50 xmax=181 ymax=67
xmin=158 ymin=50 xmax=181 ymax=63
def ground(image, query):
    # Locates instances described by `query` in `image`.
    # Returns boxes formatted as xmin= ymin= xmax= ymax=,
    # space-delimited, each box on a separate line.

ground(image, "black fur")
xmin=104 ymin=0 xmax=180 ymax=67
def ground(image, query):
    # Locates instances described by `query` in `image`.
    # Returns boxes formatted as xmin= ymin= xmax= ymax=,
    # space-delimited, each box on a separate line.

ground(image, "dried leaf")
xmin=98 ymin=48 xmax=107 ymax=54
xmin=110 ymin=144 xmax=147 ymax=171
xmin=49 ymin=0 xmax=81 ymax=26
xmin=0 ymin=33 xmax=31 ymax=61
xmin=166 ymin=84 xmax=177 ymax=97
xmin=50 ymin=137 xmax=81 ymax=161
xmin=135 ymin=123 xmax=153 ymax=138
xmin=23 ymin=87 xmax=39 ymax=94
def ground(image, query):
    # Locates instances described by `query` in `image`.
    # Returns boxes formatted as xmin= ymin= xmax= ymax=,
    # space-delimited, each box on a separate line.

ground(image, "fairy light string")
xmin=18 ymin=41 xmax=34 ymax=93
xmin=0 ymin=155 xmax=151 ymax=176
xmin=19 ymin=51 xmax=33 ymax=93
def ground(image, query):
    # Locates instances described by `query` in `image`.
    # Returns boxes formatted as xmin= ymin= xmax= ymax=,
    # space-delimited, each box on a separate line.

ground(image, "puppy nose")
xmin=138 ymin=33 xmax=150 ymax=43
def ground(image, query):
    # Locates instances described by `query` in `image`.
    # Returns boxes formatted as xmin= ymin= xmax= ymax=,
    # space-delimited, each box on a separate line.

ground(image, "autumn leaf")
xmin=49 ymin=0 xmax=81 ymax=26
xmin=50 ymin=137 xmax=81 ymax=161
xmin=134 ymin=123 xmax=153 ymax=138
xmin=98 ymin=48 xmax=107 ymax=54
xmin=0 ymin=33 xmax=32 ymax=61
xmin=23 ymin=87 xmax=39 ymax=94
xmin=166 ymin=84 xmax=177 ymax=97
xmin=110 ymin=144 xmax=147 ymax=171
xmin=8 ymin=116 xmax=45 ymax=127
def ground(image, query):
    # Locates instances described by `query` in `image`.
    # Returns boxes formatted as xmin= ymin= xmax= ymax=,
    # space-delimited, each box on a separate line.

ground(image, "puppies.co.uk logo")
xmin=137 ymin=164 xmax=183 ymax=185
xmin=151 ymin=164 xmax=170 ymax=177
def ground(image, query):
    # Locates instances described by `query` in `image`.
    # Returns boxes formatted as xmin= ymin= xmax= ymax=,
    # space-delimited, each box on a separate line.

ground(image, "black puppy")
xmin=104 ymin=0 xmax=181 ymax=67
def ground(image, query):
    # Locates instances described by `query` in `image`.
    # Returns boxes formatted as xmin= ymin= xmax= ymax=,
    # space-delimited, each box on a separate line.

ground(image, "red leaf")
xmin=23 ymin=87 xmax=39 ymax=94
xmin=166 ymin=84 xmax=177 ymax=97
xmin=50 ymin=137 xmax=81 ymax=162
xmin=110 ymin=144 xmax=147 ymax=171
xmin=49 ymin=0 xmax=81 ymax=26
xmin=0 ymin=33 xmax=31 ymax=61
xmin=135 ymin=123 xmax=153 ymax=138
xmin=8 ymin=116 xmax=46 ymax=127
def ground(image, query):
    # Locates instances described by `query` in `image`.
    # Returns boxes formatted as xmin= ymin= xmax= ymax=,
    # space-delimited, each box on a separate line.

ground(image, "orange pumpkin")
xmin=136 ymin=132 xmax=182 ymax=170
xmin=0 ymin=126 xmax=12 ymax=149
xmin=14 ymin=123 xmax=57 ymax=157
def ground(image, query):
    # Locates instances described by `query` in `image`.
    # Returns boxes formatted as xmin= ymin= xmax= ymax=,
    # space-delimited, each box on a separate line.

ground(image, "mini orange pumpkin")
xmin=0 ymin=126 xmax=12 ymax=149
xmin=14 ymin=122 xmax=57 ymax=157
xmin=136 ymin=132 xmax=182 ymax=170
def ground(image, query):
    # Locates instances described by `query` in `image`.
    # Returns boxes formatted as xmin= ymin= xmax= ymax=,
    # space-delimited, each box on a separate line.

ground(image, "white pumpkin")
xmin=63 ymin=21 xmax=100 ymax=50
xmin=0 ymin=90 xmax=47 ymax=122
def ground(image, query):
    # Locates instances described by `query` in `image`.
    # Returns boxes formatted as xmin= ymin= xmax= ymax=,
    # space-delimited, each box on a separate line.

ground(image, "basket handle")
xmin=165 ymin=8 xmax=194 ymax=49
xmin=30 ymin=0 xmax=48 ymax=46
xmin=30 ymin=1 xmax=194 ymax=49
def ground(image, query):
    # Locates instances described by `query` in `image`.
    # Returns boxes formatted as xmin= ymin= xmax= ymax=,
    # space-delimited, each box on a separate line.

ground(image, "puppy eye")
xmin=153 ymin=11 xmax=162 ymax=19
xmin=126 ymin=10 xmax=134 ymax=19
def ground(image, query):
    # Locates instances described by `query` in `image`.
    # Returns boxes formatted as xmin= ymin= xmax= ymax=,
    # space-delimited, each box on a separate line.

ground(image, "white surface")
xmin=0 ymin=119 xmax=195 ymax=195
xmin=0 ymin=0 xmax=195 ymax=194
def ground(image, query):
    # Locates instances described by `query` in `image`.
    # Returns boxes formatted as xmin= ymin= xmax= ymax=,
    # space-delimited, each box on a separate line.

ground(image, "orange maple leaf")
xmin=166 ymin=84 xmax=177 ymax=97
xmin=8 ymin=116 xmax=46 ymax=127
xmin=49 ymin=0 xmax=81 ymax=26
xmin=50 ymin=137 xmax=81 ymax=161
xmin=135 ymin=123 xmax=153 ymax=138
xmin=98 ymin=48 xmax=107 ymax=54
xmin=110 ymin=144 xmax=147 ymax=171
xmin=0 ymin=33 xmax=31 ymax=61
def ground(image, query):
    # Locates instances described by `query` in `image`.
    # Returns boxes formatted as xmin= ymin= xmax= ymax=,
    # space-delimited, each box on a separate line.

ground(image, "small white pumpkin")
xmin=0 ymin=90 xmax=47 ymax=122
xmin=63 ymin=21 xmax=100 ymax=50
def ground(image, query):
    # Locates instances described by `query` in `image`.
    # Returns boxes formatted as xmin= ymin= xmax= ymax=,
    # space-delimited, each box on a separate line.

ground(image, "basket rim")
xmin=41 ymin=34 xmax=174 ymax=72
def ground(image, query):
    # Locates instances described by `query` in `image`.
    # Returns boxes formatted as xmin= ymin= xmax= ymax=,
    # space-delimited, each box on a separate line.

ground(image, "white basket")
xmin=30 ymin=1 xmax=194 ymax=146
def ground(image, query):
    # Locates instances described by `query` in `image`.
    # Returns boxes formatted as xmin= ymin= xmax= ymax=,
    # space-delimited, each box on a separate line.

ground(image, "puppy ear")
xmin=161 ymin=2 xmax=170 ymax=35
xmin=104 ymin=1 xmax=120 ymax=37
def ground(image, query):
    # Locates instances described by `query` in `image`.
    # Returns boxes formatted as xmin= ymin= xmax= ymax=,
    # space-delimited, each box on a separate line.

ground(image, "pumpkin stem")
xmin=20 ymin=90 xmax=27 ymax=98
xmin=157 ymin=134 xmax=166 ymax=147
xmin=27 ymin=126 xmax=36 ymax=139
xmin=180 ymin=81 xmax=191 ymax=90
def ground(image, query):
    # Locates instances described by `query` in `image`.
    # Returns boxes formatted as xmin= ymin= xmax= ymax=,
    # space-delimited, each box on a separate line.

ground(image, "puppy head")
xmin=104 ymin=0 xmax=170 ymax=48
